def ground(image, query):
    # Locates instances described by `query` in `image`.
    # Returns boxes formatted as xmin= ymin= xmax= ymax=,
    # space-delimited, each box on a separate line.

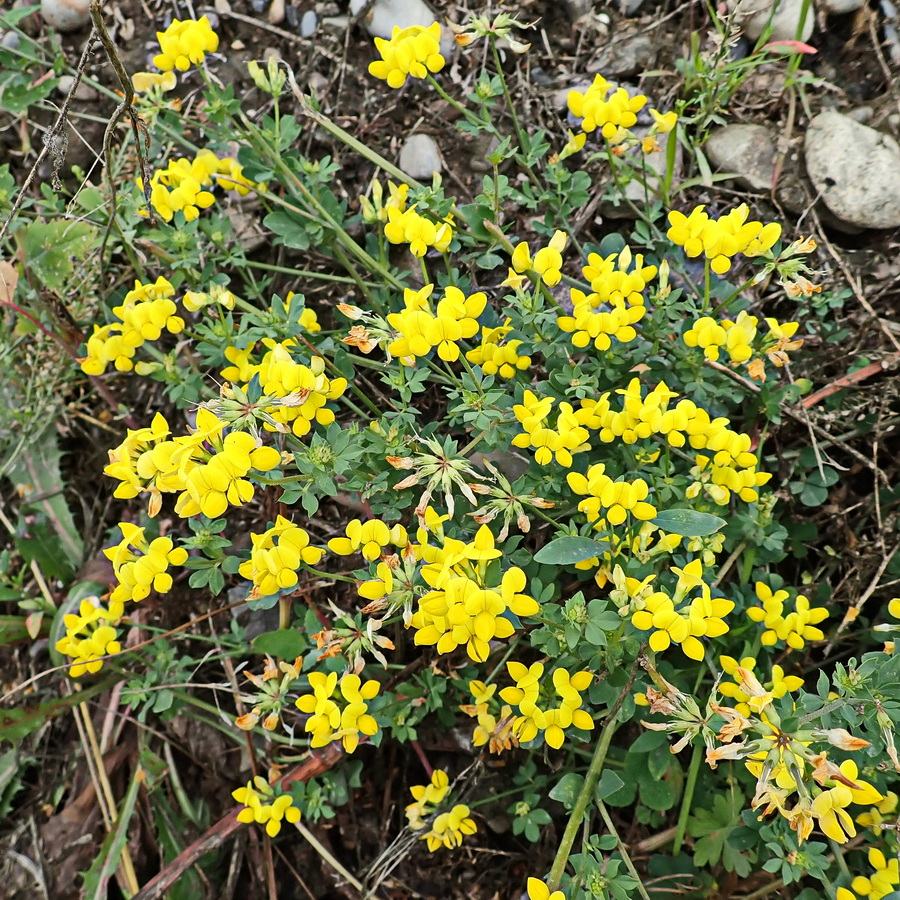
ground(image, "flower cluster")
xmin=630 ymin=560 xmax=734 ymax=659
xmin=683 ymin=311 xmax=758 ymax=364
xmin=80 ymin=277 xmax=183 ymax=375
xmin=235 ymin=656 xmax=303 ymax=732
xmin=667 ymin=203 xmax=781 ymax=274
xmin=384 ymin=207 xmax=454 ymax=257
xmin=54 ymin=596 xmax=124 ymax=678
xmin=359 ymin=179 xmax=410 ymax=224
xmin=405 ymin=769 xmax=450 ymax=829
xmin=368 ymin=23 xmax=445 ymax=88
xmin=465 ymin=320 xmax=532 ymax=378
xmin=153 ymin=16 xmax=219 ymax=73
xmin=837 ymin=847 xmax=900 ymax=900
xmin=104 ymin=409 xmax=281 ymax=518
xmin=567 ymin=463 xmax=657 ymax=526
xmin=239 ymin=516 xmax=325 ymax=599
xmin=511 ymin=391 xmax=594 ymax=468
xmin=104 ymin=521 xmax=188 ymax=603
xmin=459 ymin=680 xmax=518 ymax=753
xmin=510 ymin=230 xmax=567 ymax=286
xmin=144 ymin=149 xmax=260 ymax=223
xmin=405 ymin=769 xmax=477 ymax=851
xmin=558 ymin=246 xmax=656 ymax=351
xmin=409 ymin=524 xmax=540 ymax=661
xmin=294 ymin=672 xmax=380 ymax=752
xmin=717 ymin=655 xmax=803 ymax=717
xmin=232 ymin=776 xmax=301 ymax=837
xmin=567 ymin=74 xmax=647 ymax=140
xmin=747 ymin=582 xmax=829 ymax=649
xmin=500 ymin=662 xmax=594 ymax=748
xmin=182 ymin=283 xmax=236 ymax=313
xmin=328 ymin=518 xmax=408 ymax=561
xmin=220 ymin=339 xmax=348 ymax=437
xmin=387 ymin=284 xmax=486 ymax=364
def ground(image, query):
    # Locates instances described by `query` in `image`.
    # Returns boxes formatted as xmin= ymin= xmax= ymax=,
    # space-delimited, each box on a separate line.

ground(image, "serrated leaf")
xmin=651 ymin=509 xmax=726 ymax=537
xmin=534 ymin=536 xmax=609 ymax=565
xmin=252 ymin=629 xmax=307 ymax=659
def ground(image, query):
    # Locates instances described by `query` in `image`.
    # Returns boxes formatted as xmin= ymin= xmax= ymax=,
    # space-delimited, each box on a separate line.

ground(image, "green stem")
xmin=547 ymin=659 xmax=640 ymax=890
xmin=672 ymin=741 xmax=702 ymax=853
xmin=490 ymin=38 xmax=528 ymax=155
xmin=597 ymin=801 xmax=652 ymax=900
xmin=279 ymin=596 xmax=292 ymax=631
xmin=299 ymin=563 xmax=358 ymax=585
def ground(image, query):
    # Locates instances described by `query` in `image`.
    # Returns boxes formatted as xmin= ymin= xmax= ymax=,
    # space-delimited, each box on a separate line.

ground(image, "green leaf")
xmin=595 ymin=769 xmax=625 ymax=801
xmin=549 ymin=772 xmax=584 ymax=810
xmin=252 ymin=629 xmax=307 ymax=659
xmin=651 ymin=509 xmax=727 ymax=537
xmin=0 ymin=676 xmax=118 ymax=743
xmin=264 ymin=210 xmax=311 ymax=250
xmin=534 ymin=536 xmax=608 ymax=565
xmin=23 ymin=221 xmax=96 ymax=292
xmin=6 ymin=426 xmax=84 ymax=572
xmin=82 ymin=766 xmax=144 ymax=899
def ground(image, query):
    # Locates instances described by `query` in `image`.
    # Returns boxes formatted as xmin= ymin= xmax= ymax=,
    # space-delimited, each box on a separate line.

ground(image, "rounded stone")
xmin=705 ymin=123 xmax=777 ymax=192
xmin=399 ymin=133 xmax=442 ymax=180
xmin=818 ymin=0 xmax=865 ymax=13
xmin=804 ymin=109 xmax=900 ymax=230
xmin=41 ymin=0 xmax=91 ymax=32
xmin=728 ymin=0 xmax=814 ymax=43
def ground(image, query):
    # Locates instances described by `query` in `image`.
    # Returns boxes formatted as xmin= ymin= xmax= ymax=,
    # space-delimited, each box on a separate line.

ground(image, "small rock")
xmin=805 ymin=109 xmax=900 ymax=229
xmin=727 ymin=0 xmax=814 ymax=43
xmin=399 ymin=133 xmax=442 ymax=179
xmin=56 ymin=74 xmax=98 ymax=102
xmin=214 ymin=0 xmax=231 ymax=13
xmin=590 ymin=34 xmax=655 ymax=77
xmin=40 ymin=0 xmax=90 ymax=32
xmin=847 ymin=106 xmax=873 ymax=124
xmin=620 ymin=0 xmax=646 ymax=15
xmin=249 ymin=0 xmax=270 ymax=12
xmin=300 ymin=9 xmax=317 ymax=36
xmin=819 ymin=0 xmax=865 ymax=13
xmin=261 ymin=46 xmax=282 ymax=63
xmin=350 ymin=0 xmax=452 ymax=53
xmin=1 ymin=31 xmax=20 ymax=50
xmin=469 ymin=133 xmax=500 ymax=173
xmin=705 ymin=123 xmax=777 ymax=192
xmin=561 ymin=0 xmax=593 ymax=20
xmin=267 ymin=0 xmax=285 ymax=24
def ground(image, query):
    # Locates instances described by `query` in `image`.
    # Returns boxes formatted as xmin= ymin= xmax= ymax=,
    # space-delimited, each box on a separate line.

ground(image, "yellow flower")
xmin=55 ymin=597 xmax=124 ymax=678
xmin=384 ymin=207 xmax=454 ymax=257
xmin=104 ymin=522 xmax=188 ymax=603
xmin=232 ymin=776 xmax=302 ymax=837
xmin=294 ymin=672 xmax=380 ymax=752
xmin=527 ymin=878 xmax=564 ymax=900
xmin=511 ymin=230 xmax=567 ymax=286
xmin=132 ymin=70 xmax=177 ymax=93
xmin=747 ymin=583 xmax=829 ymax=649
xmin=421 ymin=803 xmax=477 ymax=851
xmin=239 ymin=515 xmax=325 ymax=599
xmin=153 ymin=16 xmax=219 ymax=72
xmin=667 ymin=204 xmax=781 ymax=274
xmin=328 ymin=518 xmax=408 ymax=561
xmin=368 ymin=23 xmax=445 ymax=88
xmin=568 ymin=74 xmax=646 ymax=139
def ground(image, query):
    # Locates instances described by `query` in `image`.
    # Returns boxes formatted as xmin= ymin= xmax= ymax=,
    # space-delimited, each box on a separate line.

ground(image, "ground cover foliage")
xmin=3 ymin=1 xmax=900 ymax=898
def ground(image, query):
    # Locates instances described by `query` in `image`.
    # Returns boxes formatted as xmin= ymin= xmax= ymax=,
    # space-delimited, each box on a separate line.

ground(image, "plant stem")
xmin=597 ymin=801 xmax=652 ymax=900
xmin=672 ymin=741 xmax=702 ymax=853
xmin=548 ymin=658 xmax=641 ymax=890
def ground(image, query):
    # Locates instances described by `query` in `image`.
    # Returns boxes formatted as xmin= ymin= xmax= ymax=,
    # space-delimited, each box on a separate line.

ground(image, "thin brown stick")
xmin=89 ymin=0 xmax=155 ymax=269
xmin=132 ymin=747 xmax=343 ymax=900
